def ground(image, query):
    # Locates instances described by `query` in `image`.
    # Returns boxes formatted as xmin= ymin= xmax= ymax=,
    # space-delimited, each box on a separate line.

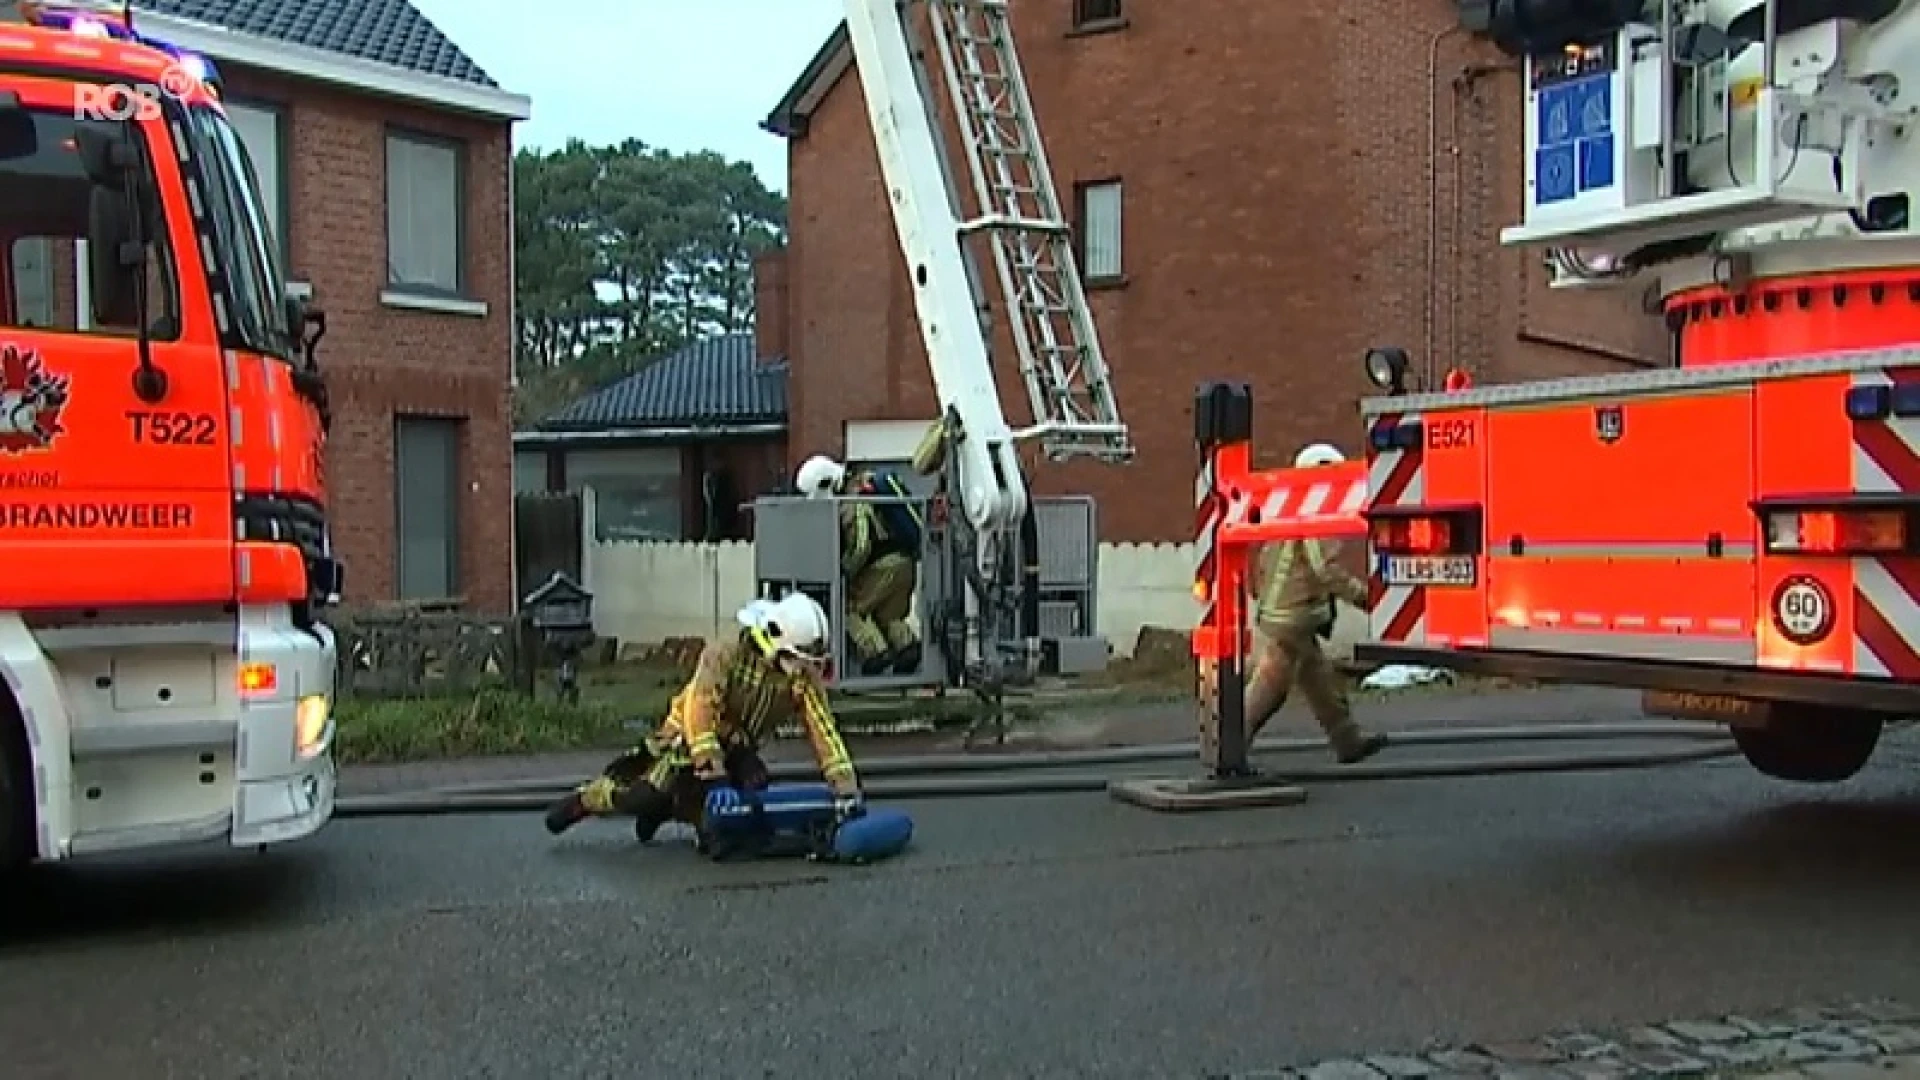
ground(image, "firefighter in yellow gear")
xmin=1243 ymin=442 xmax=1388 ymax=764
xmin=796 ymin=452 xmax=924 ymax=676
xmin=909 ymin=415 xmax=948 ymax=476
xmin=544 ymin=592 xmax=861 ymax=842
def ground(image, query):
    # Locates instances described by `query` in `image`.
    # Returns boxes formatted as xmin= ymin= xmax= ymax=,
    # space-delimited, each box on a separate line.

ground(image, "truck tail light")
xmin=1368 ymin=506 xmax=1482 ymax=556
xmin=1763 ymin=507 xmax=1909 ymax=555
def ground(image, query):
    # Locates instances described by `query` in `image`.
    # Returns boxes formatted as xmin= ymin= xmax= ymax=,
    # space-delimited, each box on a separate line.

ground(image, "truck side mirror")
xmin=73 ymin=125 xmax=136 ymax=190
xmin=85 ymin=186 xmax=138 ymax=326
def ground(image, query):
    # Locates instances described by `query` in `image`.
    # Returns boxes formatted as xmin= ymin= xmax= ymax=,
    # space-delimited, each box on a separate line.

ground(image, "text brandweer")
xmin=0 ymin=503 xmax=193 ymax=529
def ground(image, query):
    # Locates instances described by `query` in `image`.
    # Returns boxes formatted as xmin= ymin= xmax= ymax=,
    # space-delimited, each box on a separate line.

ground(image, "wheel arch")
xmin=0 ymin=674 xmax=39 ymax=864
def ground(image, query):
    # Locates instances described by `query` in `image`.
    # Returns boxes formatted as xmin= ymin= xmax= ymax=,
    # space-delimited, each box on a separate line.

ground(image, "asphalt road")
xmin=4 ymin=734 xmax=1920 ymax=1078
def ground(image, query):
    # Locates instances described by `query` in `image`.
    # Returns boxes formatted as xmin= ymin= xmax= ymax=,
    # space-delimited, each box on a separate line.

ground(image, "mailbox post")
xmin=523 ymin=571 xmax=595 ymax=703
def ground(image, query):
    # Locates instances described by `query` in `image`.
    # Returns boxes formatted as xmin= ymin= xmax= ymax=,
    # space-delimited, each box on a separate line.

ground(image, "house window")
xmin=1072 ymin=0 xmax=1122 ymax=27
xmin=1074 ymin=179 xmax=1123 ymax=282
xmin=565 ymin=447 xmax=684 ymax=542
xmin=386 ymin=131 xmax=464 ymax=296
xmin=223 ymin=100 xmax=288 ymax=271
xmin=395 ymin=416 xmax=462 ymax=600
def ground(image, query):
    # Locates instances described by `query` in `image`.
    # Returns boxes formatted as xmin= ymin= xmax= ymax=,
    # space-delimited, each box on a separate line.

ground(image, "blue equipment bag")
xmin=829 ymin=807 xmax=913 ymax=864
xmin=867 ymin=470 xmax=922 ymax=557
xmin=700 ymin=782 xmax=912 ymax=864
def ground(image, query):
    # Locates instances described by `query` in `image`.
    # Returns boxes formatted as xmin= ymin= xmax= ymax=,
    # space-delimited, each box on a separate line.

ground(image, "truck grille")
xmin=233 ymin=494 xmax=341 ymax=601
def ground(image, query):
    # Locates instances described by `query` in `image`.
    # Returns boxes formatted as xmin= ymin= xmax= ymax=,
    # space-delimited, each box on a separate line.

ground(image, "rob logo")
xmin=71 ymin=64 xmax=196 ymax=122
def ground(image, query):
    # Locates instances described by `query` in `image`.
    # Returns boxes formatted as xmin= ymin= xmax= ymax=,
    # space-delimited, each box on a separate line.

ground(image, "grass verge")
xmin=334 ymin=690 xmax=639 ymax=765
xmin=333 ymin=659 xmax=1482 ymax=765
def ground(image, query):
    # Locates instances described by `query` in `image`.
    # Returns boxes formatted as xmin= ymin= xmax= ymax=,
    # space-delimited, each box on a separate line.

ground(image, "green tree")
xmin=511 ymin=140 xmax=787 ymax=426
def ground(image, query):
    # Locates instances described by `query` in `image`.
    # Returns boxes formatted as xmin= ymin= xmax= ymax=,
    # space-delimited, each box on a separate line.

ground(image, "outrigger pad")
xmin=828 ymin=807 xmax=913 ymax=864
xmin=1108 ymin=776 xmax=1309 ymax=813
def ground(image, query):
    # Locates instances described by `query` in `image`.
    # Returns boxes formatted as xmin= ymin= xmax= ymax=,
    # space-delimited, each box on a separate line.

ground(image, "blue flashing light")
xmin=173 ymin=50 xmax=214 ymax=83
xmin=1891 ymin=382 xmax=1920 ymax=418
xmin=21 ymin=3 xmax=222 ymax=90
xmin=1846 ymin=384 xmax=1891 ymax=420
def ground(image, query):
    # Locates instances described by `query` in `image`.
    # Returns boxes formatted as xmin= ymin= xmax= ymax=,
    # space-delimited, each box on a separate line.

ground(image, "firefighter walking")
xmin=543 ymin=591 xmax=862 ymax=843
xmin=1243 ymin=442 xmax=1388 ymax=764
xmin=796 ymin=453 xmax=923 ymax=676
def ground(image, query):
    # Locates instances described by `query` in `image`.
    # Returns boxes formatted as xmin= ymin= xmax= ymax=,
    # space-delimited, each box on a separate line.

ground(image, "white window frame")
xmin=384 ymin=129 xmax=471 ymax=308
xmin=1077 ymin=179 xmax=1123 ymax=282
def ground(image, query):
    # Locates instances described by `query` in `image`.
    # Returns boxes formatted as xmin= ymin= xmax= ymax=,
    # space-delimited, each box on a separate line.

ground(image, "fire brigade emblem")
xmin=1594 ymin=405 xmax=1624 ymax=443
xmin=0 ymin=345 xmax=70 ymax=454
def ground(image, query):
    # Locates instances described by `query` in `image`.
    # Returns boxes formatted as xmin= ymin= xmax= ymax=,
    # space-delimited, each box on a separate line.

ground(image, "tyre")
xmin=1730 ymin=704 xmax=1882 ymax=783
xmin=0 ymin=713 xmax=31 ymax=871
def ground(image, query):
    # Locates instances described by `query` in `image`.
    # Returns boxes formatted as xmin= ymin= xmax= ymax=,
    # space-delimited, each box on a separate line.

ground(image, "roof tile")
xmin=135 ymin=0 xmax=498 ymax=87
xmin=541 ymin=333 xmax=788 ymax=431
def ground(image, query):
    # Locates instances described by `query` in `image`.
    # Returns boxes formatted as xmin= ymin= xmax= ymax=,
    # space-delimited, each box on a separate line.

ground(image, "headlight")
xmin=294 ymin=693 xmax=330 ymax=758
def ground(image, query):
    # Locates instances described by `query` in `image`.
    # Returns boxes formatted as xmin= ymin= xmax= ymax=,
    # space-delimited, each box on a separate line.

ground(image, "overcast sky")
xmin=408 ymin=0 xmax=845 ymax=192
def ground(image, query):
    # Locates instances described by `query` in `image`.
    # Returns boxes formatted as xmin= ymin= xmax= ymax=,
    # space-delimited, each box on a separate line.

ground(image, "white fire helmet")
xmin=737 ymin=592 xmax=831 ymax=660
xmin=795 ymin=454 xmax=847 ymax=499
xmin=1294 ymin=442 xmax=1345 ymax=468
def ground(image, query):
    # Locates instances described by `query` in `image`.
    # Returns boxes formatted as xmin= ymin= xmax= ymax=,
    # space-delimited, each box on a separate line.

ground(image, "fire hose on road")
xmin=332 ymin=721 xmax=1739 ymax=818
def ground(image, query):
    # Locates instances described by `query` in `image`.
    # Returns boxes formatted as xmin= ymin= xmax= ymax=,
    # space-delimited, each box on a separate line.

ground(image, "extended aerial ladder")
xmin=757 ymin=0 xmax=1128 ymax=697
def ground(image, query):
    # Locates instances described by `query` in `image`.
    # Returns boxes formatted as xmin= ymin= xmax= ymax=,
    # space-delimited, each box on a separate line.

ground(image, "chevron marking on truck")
xmin=1194 ymin=457 xmax=1219 ymax=628
xmin=1367 ymin=412 xmax=1427 ymax=643
xmin=1848 ymin=368 xmax=1920 ymax=678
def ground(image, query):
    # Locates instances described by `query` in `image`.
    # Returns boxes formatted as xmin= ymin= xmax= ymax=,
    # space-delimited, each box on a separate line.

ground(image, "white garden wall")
xmin=577 ymin=489 xmax=1367 ymax=661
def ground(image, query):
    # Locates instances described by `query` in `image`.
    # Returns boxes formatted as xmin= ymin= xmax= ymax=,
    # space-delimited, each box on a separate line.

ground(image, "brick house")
xmin=759 ymin=1 xmax=1673 ymax=543
xmin=129 ymin=0 xmax=530 ymax=610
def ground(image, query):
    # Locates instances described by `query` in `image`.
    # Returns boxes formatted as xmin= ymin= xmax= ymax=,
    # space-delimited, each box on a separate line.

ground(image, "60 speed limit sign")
xmin=1771 ymin=575 xmax=1835 ymax=644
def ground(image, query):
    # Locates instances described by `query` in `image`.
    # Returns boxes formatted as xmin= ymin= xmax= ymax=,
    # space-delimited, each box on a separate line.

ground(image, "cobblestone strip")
xmin=1213 ymin=1000 xmax=1920 ymax=1079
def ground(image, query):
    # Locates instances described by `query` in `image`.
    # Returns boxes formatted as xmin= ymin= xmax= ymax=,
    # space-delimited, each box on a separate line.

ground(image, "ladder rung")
xmin=957 ymin=214 xmax=1067 ymax=235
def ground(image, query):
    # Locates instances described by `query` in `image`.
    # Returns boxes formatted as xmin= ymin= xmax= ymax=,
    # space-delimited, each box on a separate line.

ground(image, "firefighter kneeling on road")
xmin=543 ymin=591 xmax=862 ymax=843
xmin=1243 ymin=442 xmax=1388 ymax=764
xmin=795 ymin=453 xmax=924 ymax=676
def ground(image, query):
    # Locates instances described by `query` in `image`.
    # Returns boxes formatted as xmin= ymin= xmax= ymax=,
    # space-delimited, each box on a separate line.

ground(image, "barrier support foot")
xmin=1107 ymin=774 xmax=1308 ymax=812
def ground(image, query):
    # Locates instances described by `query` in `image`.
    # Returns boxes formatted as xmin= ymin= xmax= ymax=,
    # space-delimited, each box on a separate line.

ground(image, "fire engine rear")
xmin=1184 ymin=0 xmax=1920 ymax=789
xmin=0 ymin=1 xmax=340 ymax=868
xmin=1350 ymin=0 xmax=1920 ymax=783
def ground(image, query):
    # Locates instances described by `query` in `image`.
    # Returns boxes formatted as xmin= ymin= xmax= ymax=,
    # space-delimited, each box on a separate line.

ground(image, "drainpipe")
xmin=506 ymin=129 xmax=521 ymax=612
xmin=1423 ymin=24 xmax=1462 ymax=387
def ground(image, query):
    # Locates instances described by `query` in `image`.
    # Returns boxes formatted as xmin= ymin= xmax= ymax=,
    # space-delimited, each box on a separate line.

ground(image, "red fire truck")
xmin=0 ymin=0 xmax=340 ymax=868
xmin=1191 ymin=0 xmax=1919 ymax=787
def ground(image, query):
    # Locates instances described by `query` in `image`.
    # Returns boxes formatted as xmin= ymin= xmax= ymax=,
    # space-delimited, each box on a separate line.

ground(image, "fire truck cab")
xmin=0 ymin=1 xmax=340 ymax=869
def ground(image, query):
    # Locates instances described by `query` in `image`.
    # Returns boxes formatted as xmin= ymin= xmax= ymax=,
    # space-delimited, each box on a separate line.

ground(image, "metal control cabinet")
xmin=752 ymin=493 xmax=1105 ymax=691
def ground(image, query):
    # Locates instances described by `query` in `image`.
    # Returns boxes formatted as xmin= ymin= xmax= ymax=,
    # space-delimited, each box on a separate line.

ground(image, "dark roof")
xmin=134 ymin=0 xmax=499 ymax=87
xmin=762 ymin=21 xmax=850 ymax=138
xmin=541 ymin=334 xmax=788 ymax=432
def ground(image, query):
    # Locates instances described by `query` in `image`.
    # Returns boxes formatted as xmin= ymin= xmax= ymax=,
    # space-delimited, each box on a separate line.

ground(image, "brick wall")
xmin=221 ymin=67 xmax=516 ymax=613
xmin=753 ymin=247 xmax=788 ymax=363
xmin=779 ymin=1 xmax=1673 ymax=543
